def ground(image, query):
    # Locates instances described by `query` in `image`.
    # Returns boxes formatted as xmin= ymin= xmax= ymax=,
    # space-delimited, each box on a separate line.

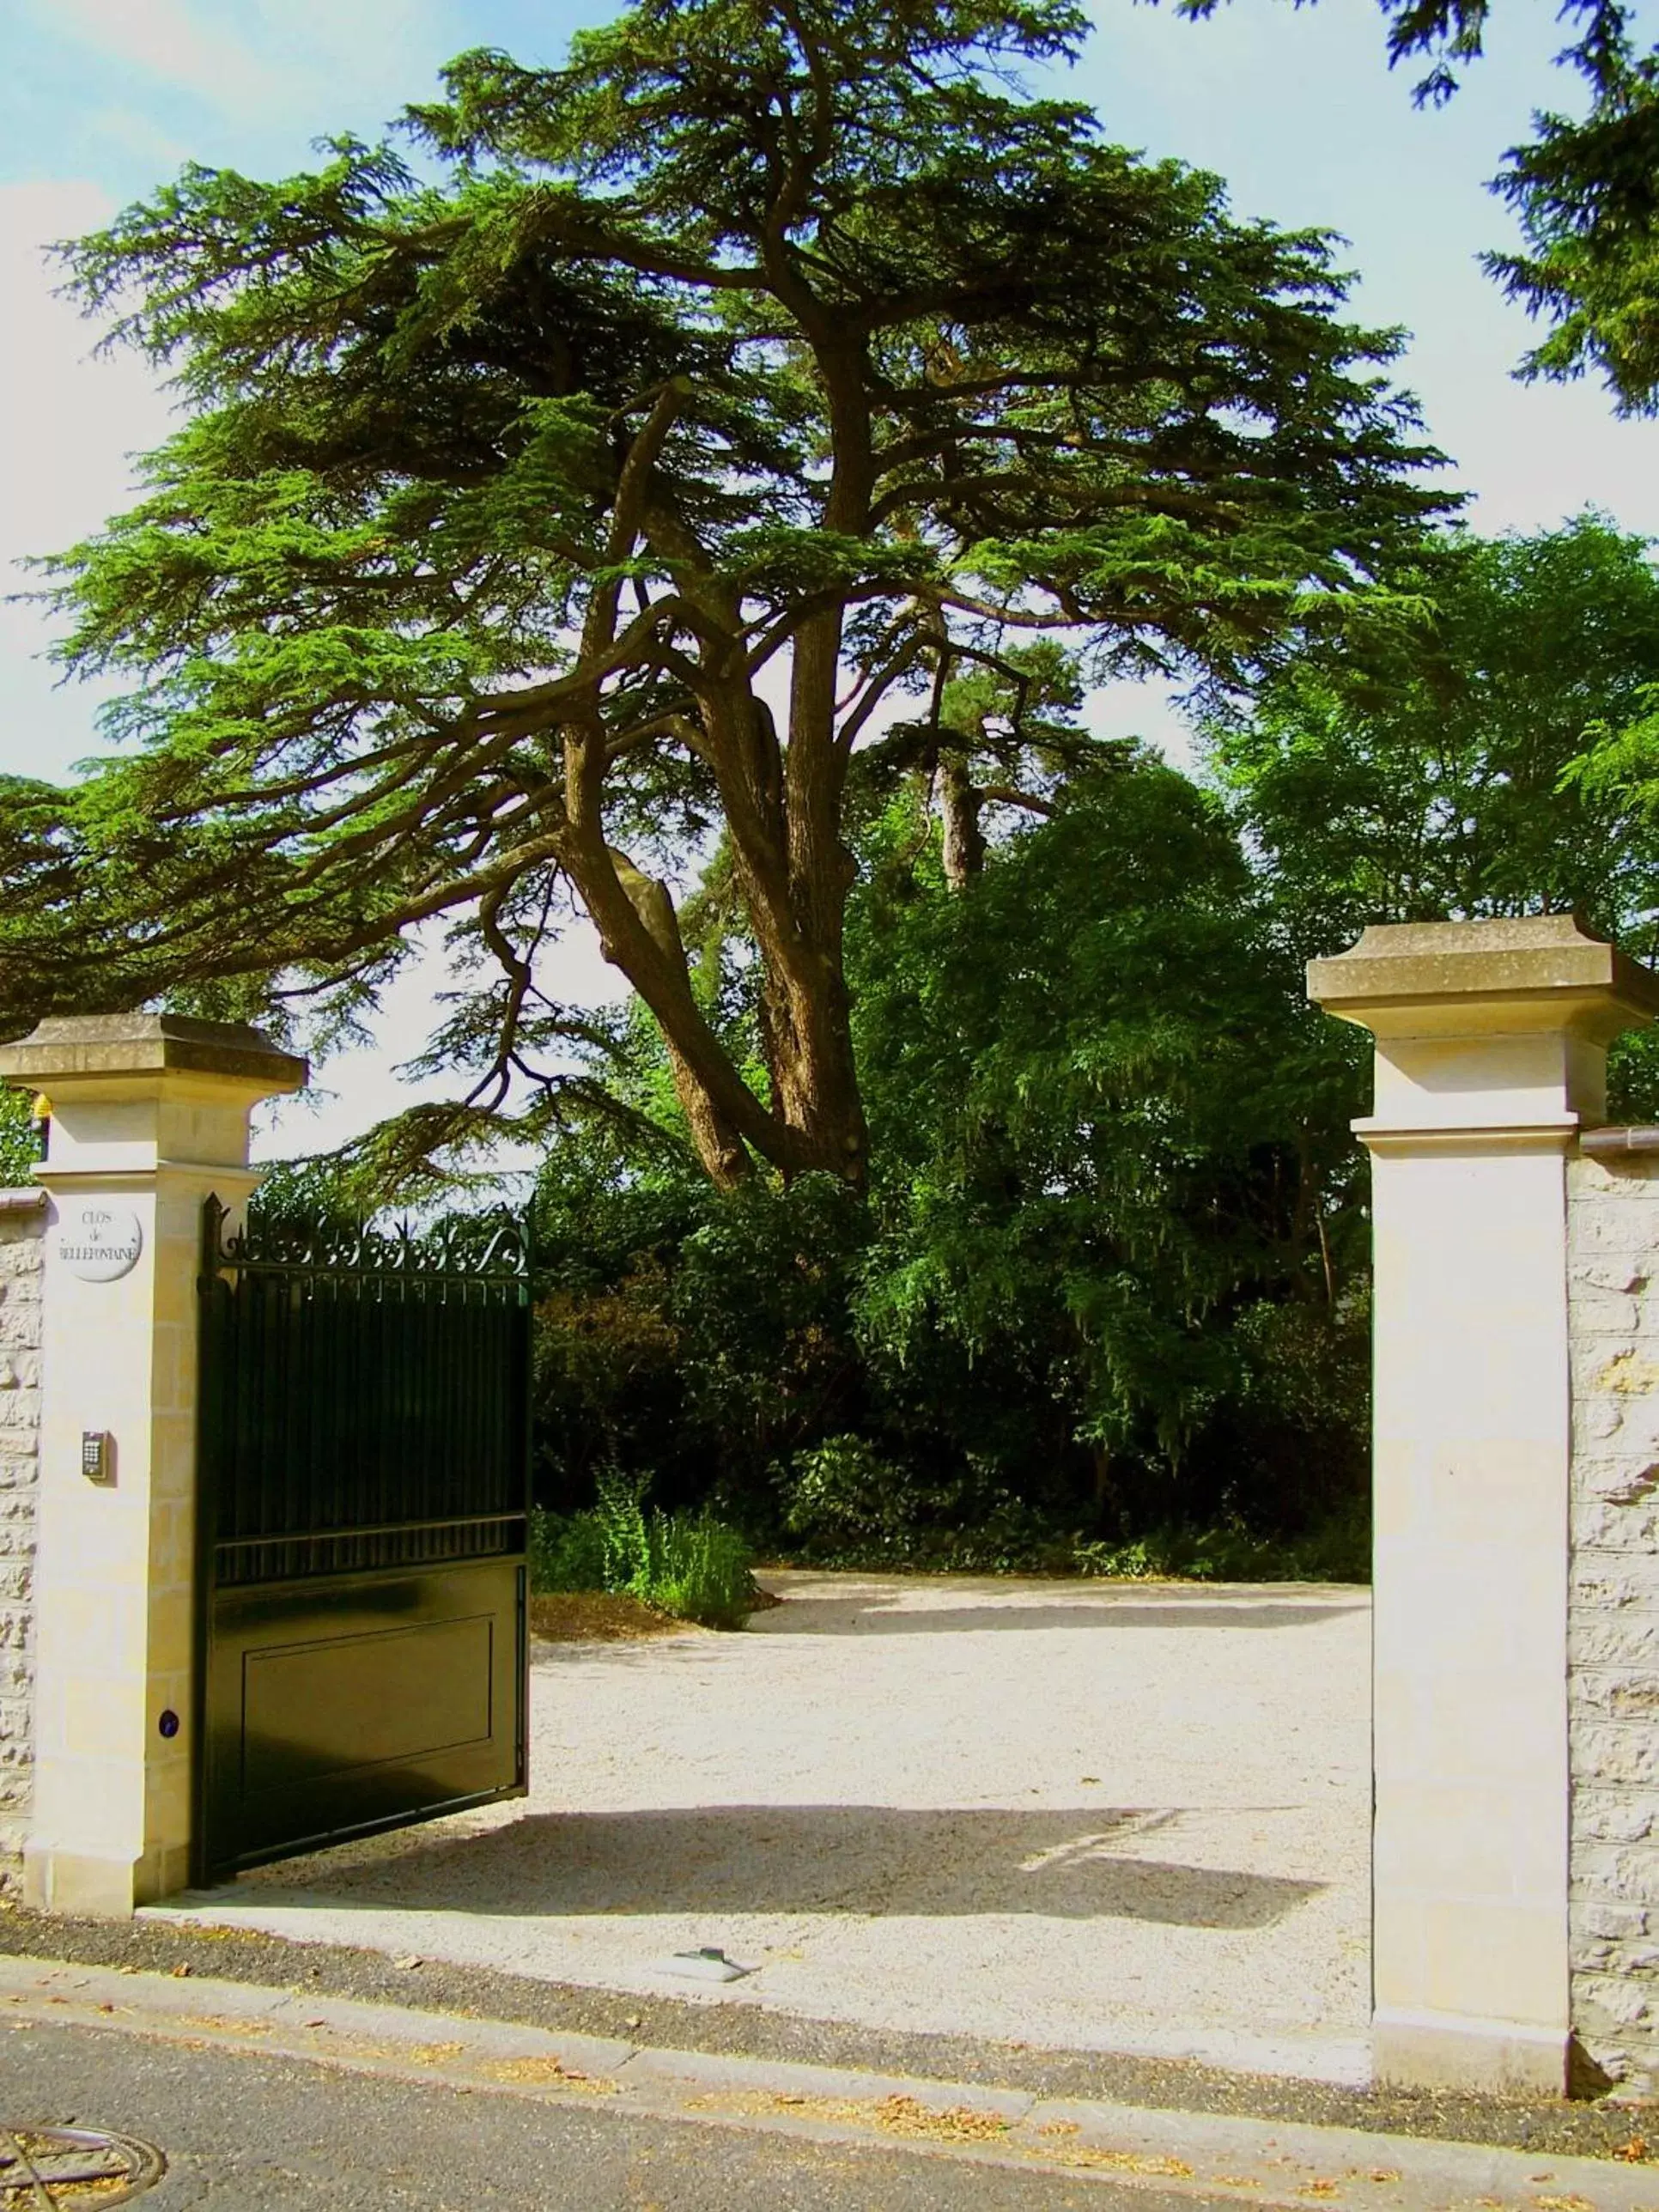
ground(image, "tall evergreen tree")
xmin=13 ymin=0 xmax=1443 ymax=1186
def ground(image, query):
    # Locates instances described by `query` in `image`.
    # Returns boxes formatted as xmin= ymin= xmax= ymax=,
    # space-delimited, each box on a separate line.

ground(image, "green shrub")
xmin=784 ymin=1435 xmax=916 ymax=1552
xmin=1073 ymin=1502 xmax=1370 ymax=1585
xmin=528 ymin=1505 xmax=611 ymax=1594
xmin=529 ymin=1479 xmax=762 ymax=1630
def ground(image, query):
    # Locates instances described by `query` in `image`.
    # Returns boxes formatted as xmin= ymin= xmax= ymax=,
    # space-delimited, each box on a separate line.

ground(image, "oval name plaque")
xmin=58 ymin=1202 xmax=143 ymax=1284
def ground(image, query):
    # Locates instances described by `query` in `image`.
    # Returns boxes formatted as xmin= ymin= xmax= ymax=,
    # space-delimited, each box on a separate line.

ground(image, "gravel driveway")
xmin=158 ymin=1572 xmax=1371 ymax=2084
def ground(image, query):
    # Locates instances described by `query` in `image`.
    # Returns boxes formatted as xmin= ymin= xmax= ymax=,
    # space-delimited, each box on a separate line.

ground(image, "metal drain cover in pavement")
xmin=1 ymin=2127 xmax=165 ymax=2205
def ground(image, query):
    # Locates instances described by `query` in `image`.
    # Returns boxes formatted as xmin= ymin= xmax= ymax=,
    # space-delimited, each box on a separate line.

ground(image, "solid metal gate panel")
xmin=194 ymin=1200 xmax=531 ymax=1884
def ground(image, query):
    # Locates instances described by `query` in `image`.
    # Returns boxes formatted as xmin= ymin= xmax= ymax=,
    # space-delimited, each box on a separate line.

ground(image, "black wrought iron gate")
xmin=194 ymin=1200 xmax=532 ymax=1884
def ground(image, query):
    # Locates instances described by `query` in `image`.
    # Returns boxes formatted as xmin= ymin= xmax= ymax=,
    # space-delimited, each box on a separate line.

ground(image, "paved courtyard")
xmin=158 ymin=1572 xmax=1372 ymax=2084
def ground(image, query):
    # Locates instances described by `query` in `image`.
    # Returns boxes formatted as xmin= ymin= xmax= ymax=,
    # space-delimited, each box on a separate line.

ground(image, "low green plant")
xmin=635 ymin=1511 xmax=758 ymax=1631
xmin=528 ymin=1506 xmax=610 ymax=1595
xmin=1073 ymin=1504 xmax=1370 ymax=1585
xmin=593 ymin=1469 xmax=652 ymax=1589
xmin=530 ymin=1478 xmax=762 ymax=1630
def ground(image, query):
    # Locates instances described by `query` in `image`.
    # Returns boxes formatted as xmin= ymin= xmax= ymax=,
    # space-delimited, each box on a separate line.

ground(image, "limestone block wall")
xmin=1567 ymin=1149 xmax=1659 ymax=2091
xmin=0 ymin=1190 xmax=44 ymax=1893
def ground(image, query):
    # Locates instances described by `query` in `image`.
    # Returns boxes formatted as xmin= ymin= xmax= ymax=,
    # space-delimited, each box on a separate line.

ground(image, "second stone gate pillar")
xmin=1309 ymin=915 xmax=1659 ymax=2094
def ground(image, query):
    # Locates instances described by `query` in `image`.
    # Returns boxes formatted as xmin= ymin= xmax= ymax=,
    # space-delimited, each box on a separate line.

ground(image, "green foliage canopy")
xmin=531 ymin=758 xmax=1370 ymax=1552
xmin=8 ymin=0 xmax=1444 ymax=1189
xmin=1204 ymin=514 xmax=1659 ymax=956
xmin=849 ymin=761 xmax=1366 ymax=1483
xmin=526 ymin=514 xmax=1659 ymax=1555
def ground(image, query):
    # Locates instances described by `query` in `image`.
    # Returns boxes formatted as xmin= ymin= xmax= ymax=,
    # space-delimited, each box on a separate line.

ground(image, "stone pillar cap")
xmin=0 ymin=1012 xmax=307 ymax=1093
xmin=1307 ymin=915 xmax=1659 ymax=1042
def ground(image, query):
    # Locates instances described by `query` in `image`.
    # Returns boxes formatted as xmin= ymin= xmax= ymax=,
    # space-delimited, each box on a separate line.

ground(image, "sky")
xmin=1 ymin=0 xmax=1656 ymax=1154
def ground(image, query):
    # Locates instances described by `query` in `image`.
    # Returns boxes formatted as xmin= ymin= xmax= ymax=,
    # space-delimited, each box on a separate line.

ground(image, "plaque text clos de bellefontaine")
xmin=57 ymin=1202 xmax=143 ymax=1284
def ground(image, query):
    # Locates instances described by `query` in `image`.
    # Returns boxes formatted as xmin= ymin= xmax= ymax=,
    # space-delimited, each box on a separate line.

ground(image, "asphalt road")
xmin=5 ymin=2020 xmax=1234 ymax=2211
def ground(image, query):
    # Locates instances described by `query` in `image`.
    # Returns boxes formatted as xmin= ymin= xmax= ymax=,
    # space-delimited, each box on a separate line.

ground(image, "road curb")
xmin=3 ymin=1954 xmax=1655 ymax=2209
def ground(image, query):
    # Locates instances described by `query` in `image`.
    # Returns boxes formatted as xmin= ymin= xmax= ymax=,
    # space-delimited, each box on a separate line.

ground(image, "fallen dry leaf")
xmin=1021 ymin=2141 xmax=1195 ymax=2179
xmin=529 ymin=1591 xmax=696 ymax=1644
xmin=872 ymin=2096 xmax=1010 ymax=2143
xmin=488 ymin=2055 xmax=620 ymax=2095
xmin=178 ymin=2015 xmax=273 ymax=2041
xmin=687 ymin=2088 xmax=1008 ymax=2144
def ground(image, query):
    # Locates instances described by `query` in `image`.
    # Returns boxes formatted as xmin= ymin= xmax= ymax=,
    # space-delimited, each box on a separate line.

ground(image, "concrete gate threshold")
xmin=149 ymin=1571 xmax=1371 ymax=2087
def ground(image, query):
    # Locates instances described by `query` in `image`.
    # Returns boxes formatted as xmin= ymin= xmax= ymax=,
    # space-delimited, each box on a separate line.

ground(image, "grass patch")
xmin=531 ymin=1477 xmax=764 ymax=1630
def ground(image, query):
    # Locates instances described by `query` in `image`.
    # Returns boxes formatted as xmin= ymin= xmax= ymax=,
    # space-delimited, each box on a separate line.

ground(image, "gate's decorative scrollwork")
xmin=202 ymin=1195 xmax=531 ymax=1284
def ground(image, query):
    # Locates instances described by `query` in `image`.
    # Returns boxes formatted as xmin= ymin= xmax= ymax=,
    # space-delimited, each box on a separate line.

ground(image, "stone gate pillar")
xmin=0 ymin=1016 xmax=304 ymax=1914
xmin=1309 ymin=918 xmax=1659 ymax=2093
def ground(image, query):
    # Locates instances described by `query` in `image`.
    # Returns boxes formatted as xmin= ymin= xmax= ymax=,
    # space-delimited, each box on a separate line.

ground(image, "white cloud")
xmin=80 ymin=104 xmax=192 ymax=176
xmin=40 ymin=0 xmax=276 ymax=109
xmin=258 ymin=0 xmax=455 ymax=106
xmin=0 ymin=181 xmax=170 ymax=550
xmin=0 ymin=179 xmax=173 ymax=781
xmin=27 ymin=0 xmax=452 ymax=132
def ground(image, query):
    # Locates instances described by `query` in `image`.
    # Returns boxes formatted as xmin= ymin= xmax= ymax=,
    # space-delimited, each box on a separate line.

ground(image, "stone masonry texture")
xmin=1568 ymin=1152 xmax=1659 ymax=2090
xmin=0 ymin=1200 xmax=41 ymax=1893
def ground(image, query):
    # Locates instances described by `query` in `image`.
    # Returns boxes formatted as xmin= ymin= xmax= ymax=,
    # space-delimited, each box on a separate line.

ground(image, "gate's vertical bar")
xmin=190 ymin=1197 xmax=222 ymax=1887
